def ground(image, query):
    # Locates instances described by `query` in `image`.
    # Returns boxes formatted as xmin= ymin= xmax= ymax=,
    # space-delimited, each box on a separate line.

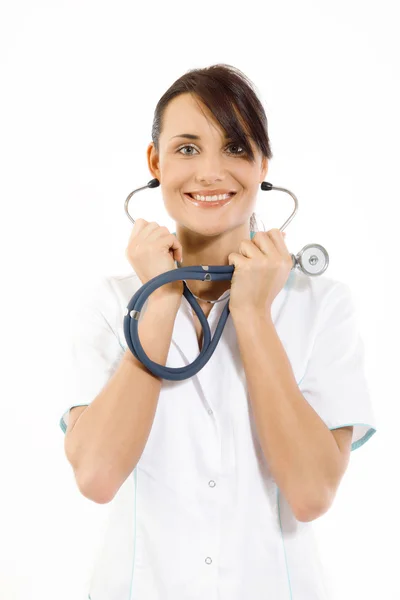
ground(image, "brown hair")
xmin=151 ymin=63 xmax=273 ymax=232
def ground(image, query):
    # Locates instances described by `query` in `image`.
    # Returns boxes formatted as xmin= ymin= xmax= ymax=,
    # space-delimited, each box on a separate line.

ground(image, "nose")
xmin=195 ymin=152 xmax=225 ymax=184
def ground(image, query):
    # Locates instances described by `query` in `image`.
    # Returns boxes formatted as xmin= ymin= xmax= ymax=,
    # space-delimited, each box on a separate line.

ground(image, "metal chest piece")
xmin=294 ymin=243 xmax=329 ymax=276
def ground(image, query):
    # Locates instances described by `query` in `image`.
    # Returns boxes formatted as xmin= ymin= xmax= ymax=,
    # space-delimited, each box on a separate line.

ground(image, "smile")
xmin=184 ymin=192 xmax=236 ymax=207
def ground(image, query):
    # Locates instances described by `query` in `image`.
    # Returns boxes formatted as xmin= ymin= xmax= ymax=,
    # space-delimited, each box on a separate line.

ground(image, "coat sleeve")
xmin=297 ymin=281 xmax=377 ymax=451
xmin=59 ymin=276 xmax=125 ymax=434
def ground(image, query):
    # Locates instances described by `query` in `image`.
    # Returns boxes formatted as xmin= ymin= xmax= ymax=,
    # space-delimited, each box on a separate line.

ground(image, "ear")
xmin=260 ymin=157 xmax=269 ymax=182
xmin=147 ymin=143 xmax=161 ymax=180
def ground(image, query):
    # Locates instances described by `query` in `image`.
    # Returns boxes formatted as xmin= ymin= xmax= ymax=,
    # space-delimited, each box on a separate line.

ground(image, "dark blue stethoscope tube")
xmin=123 ymin=265 xmax=234 ymax=381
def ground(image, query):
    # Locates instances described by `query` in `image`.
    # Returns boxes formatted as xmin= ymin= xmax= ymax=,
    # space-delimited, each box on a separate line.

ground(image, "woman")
xmin=60 ymin=64 xmax=377 ymax=600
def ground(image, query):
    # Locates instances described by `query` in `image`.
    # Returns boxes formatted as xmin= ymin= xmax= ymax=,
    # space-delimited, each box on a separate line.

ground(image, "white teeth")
xmin=191 ymin=193 xmax=232 ymax=202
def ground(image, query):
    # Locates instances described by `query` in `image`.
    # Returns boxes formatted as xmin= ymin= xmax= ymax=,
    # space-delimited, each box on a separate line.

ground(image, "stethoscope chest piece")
xmin=294 ymin=243 xmax=329 ymax=276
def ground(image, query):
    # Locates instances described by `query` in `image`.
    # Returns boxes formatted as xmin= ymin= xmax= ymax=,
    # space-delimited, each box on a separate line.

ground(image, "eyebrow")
xmin=170 ymin=133 xmax=229 ymax=141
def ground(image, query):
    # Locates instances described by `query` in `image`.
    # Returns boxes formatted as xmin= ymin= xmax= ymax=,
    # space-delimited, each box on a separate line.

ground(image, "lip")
xmin=184 ymin=192 xmax=236 ymax=208
xmin=186 ymin=189 xmax=237 ymax=196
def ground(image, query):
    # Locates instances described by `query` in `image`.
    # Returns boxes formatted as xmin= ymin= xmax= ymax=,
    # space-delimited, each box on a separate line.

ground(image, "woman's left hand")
xmin=227 ymin=229 xmax=293 ymax=317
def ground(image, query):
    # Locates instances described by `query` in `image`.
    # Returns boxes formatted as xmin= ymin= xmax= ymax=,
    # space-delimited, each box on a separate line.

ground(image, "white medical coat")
xmin=59 ymin=268 xmax=377 ymax=600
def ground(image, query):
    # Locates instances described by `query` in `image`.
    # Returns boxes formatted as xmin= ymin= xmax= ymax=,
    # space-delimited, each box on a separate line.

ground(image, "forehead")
xmin=161 ymin=93 xmax=230 ymax=141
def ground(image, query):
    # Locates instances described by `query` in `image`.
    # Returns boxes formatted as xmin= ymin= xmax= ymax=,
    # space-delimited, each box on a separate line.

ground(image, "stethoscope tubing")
xmin=124 ymin=180 xmax=298 ymax=232
xmin=123 ymin=265 xmax=234 ymax=380
xmin=122 ymin=179 xmax=329 ymax=380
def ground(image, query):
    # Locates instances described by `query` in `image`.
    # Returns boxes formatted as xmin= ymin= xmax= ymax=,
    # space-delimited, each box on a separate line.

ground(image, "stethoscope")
xmin=123 ymin=178 xmax=329 ymax=381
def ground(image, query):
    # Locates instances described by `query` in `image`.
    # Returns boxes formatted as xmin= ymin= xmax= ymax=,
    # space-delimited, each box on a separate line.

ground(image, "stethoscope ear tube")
xmin=124 ymin=179 xmax=329 ymax=277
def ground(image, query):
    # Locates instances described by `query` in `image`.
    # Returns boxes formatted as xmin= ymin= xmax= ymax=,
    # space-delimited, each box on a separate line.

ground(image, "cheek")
xmin=239 ymin=173 xmax=260 ymax=200
xmin=235 ymin=163 xmax=259 ymax=186
xmin=160 ymin=190 xmax=184 ymax=222
xmin=160 ymin=159 xmax=192 ymax=191
xmin=161 ymin=197 xmax=179 ymax=223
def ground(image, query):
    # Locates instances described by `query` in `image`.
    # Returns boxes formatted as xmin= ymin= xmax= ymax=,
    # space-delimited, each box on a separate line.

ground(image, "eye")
xmin=177 ymin=143 xmax=246 ymax=157
xmin=226 ymin=143 xmax=245 ymax=156
xmin=177 ymin=144 xmax=199 ymax=156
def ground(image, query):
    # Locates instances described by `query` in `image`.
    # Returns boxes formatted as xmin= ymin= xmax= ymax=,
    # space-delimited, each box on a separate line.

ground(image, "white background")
xmin=1 ymin=1 xmax=398 ymax=598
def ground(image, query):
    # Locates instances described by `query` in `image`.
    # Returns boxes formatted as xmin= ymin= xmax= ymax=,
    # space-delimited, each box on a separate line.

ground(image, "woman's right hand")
xmin=125 ymin=219 xmax=184 ymax=297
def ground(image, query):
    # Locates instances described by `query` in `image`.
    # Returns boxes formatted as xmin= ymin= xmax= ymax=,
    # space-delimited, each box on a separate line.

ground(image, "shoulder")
xmin=74 ymin=270 xmax=142 ymax=340
xmin=287 ymin=268 xmax=351 ymax=302
xmin=275 ymin=269 xmax=355 ymax=345
xmin=105 ymin=269 xmax=144 ymax=311
xmin=81 ymin=269 xmax=142 ymax=312
xmin=285 ymin=268 xmax=353 ymax=316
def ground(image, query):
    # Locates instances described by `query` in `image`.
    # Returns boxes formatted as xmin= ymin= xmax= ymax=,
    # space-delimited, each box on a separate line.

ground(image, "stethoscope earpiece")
xmin=148 ymin=178 xmax=160 ymax=188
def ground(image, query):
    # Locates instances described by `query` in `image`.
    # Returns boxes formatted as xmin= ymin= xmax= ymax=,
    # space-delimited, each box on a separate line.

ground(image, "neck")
xmin=174 ymin=223 xmax=252 ymax=301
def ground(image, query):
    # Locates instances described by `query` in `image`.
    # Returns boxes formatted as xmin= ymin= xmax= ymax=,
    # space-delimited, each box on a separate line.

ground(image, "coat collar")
xmin=169 ymin=270 xmax=294 ymax=379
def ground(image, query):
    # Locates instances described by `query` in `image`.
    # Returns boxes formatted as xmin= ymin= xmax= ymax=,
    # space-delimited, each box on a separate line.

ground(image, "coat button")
xmin=205 ymin=557 xmax=212 ymax=564
xmin=208 ymin=480 xmax=216 ymax=487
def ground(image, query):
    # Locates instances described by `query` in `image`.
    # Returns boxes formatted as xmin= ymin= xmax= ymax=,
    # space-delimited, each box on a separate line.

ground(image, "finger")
xmin=130 ymin=217 xmax=147 ymax=234
xmin=228 ymin=251 xmax=247 ymax=267
xmin=240 ymin=238 xmax=265 ymax=258
xmin=151 ymin=230 xmax=182 ymax=261
xmin=141 ymin=221 xmax=162 ymax=240
xmin=167 ymin=233 xmax=183 ymax=259
xmin=128 ymin=218 xmax=148 ymax=245
xmin=250 ymin=231 xmax=280 ymax=257
xmin=266 ymin=229 xmax=289 ymax=255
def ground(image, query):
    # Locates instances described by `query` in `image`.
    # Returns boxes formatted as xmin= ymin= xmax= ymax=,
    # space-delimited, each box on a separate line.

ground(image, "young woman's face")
xmin=147 ymin=93 xmax=268 ymax=236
